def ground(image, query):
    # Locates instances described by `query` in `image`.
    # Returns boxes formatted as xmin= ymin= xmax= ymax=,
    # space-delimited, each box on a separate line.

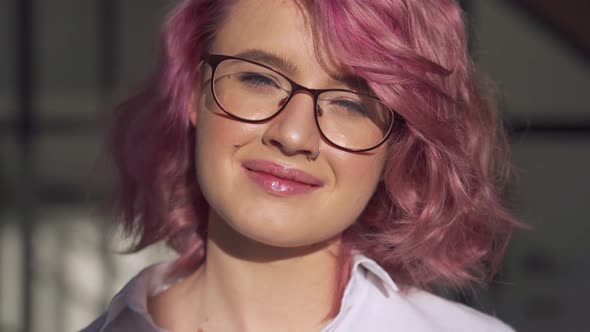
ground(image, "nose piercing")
xmin=307 ymin=146 xmax=321 ymax=161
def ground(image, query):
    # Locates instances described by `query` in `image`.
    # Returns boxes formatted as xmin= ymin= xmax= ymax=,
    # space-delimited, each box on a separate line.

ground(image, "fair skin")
xmin=148 ymin=0 xmax=388 ymax=331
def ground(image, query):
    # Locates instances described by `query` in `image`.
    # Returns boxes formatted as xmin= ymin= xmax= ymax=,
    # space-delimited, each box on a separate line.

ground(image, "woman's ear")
xmin=188 ymin=87 xmax=199 ymax=128
xmin=188 ymin=61 xmax=206 ymax=127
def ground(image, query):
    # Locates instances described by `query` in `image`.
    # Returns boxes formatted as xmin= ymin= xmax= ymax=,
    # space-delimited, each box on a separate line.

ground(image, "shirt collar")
xmin=97 ymin=253 xmax=398 ymax=331
xmin=99 ymin=261 xmax=175 ymax=332
xmin=352 ymin=253 xmax=399 ymax=293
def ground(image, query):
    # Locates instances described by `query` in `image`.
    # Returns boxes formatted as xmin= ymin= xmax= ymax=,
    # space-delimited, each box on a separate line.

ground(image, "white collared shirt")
xmin=80 ymin=254 xmax=515 ymax=332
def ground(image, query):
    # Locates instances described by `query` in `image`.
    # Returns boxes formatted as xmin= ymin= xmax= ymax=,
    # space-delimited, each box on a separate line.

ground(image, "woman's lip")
xmin=242 ymin=160 xmax=324 ymax=187
xmin=242 ymin=160 xmax=324 ymax=196
xmin=244 ymin=170 xmax=320 ymax=196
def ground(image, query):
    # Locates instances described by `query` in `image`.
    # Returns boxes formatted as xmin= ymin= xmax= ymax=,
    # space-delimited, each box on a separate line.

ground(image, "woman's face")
xmin=190 ymin=0 xmax=388 ymax=248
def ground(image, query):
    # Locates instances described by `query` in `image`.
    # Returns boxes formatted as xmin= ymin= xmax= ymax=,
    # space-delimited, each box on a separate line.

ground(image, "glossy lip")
xmin=242 ymin=160 xmax=324 ymax=196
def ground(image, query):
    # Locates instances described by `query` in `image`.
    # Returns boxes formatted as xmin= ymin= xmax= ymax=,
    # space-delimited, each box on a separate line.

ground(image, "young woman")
xmin=83 ymin=0 xmax=518 ymax=331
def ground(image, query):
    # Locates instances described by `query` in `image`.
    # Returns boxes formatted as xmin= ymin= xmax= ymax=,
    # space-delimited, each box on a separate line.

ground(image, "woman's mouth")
xmin=242 ymin=160 xmax=324 ymax=196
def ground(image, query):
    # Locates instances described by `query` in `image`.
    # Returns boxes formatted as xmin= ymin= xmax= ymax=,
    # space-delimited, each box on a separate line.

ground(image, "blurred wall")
xmin=473 ymin=1 xmax=590 ymax=331
xmin=1 ymin=1 xmax=175 ymax=332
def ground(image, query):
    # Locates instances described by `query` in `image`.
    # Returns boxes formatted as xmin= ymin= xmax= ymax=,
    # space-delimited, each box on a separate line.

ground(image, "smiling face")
xmin=190 ymin=0 xmax=388 ymax=248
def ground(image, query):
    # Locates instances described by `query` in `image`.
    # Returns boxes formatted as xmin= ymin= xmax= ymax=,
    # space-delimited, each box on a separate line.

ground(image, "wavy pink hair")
xmin=107 ymin=0 xmax=518 ymax=310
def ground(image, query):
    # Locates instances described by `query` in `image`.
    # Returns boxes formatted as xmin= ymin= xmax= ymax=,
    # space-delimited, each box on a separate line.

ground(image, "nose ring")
xmin=307 ymin=146 xmax=321 ymax=161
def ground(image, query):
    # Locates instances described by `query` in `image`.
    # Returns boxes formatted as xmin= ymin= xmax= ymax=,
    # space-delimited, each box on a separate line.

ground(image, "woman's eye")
xmin=237 ymin=72 xmax=281 ymax=89
xmin=331 ymin=99 xmax=369 ymax=117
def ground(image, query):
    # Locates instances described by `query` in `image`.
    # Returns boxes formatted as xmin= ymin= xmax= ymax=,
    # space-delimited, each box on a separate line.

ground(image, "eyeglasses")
xmin=203 ymin=54 xmax=395 ymax=152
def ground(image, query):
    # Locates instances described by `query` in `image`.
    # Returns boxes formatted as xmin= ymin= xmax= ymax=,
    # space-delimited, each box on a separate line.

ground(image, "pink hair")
xmin=107 ymin=0 xmax=518 ymax=312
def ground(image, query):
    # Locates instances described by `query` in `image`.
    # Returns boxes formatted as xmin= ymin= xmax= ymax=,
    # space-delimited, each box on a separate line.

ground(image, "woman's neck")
xmin=150 ymin=214 xmax=343 ymax=332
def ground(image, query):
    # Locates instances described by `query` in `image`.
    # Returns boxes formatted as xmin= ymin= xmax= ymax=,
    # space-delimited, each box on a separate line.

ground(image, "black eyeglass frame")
xmin=203 ymin=53 xmax=395 ymax=152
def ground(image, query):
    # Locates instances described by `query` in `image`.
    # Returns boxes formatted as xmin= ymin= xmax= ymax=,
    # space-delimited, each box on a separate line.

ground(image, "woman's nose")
xmin=261 ymin=94 xmax=322 ymax=160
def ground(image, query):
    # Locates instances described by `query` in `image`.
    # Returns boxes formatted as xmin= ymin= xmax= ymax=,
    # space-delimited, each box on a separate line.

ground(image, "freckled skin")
xmin=192 ymin=0 xmax=388 ymax=249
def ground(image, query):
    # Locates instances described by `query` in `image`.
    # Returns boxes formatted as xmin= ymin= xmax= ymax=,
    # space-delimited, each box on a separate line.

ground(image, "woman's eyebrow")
xmin=233 ymin=49 xmax=365 ymax=91
xmin=234 ymin=49 xmax=298 ymax=75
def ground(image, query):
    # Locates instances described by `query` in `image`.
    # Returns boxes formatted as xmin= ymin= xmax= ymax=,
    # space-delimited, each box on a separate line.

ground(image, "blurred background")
xmin=0 ymin=0 xmax=588 ymax=331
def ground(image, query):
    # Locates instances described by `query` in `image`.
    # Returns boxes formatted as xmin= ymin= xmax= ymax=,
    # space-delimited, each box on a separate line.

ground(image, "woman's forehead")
xmin=211 ymin=0 xmax=311 ymax=54
xmin=211 ymin=0 xmax=362 ymax=89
